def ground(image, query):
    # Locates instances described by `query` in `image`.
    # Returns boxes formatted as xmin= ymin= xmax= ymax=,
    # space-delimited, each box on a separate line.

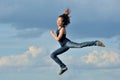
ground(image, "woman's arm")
xmin=50 ymin=28 xmax=64 ymax=41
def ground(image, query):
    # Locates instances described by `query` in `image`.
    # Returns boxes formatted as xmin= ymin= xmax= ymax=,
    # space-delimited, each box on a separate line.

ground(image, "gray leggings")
xmin=50 ymin=40 xmax=97 ymax=68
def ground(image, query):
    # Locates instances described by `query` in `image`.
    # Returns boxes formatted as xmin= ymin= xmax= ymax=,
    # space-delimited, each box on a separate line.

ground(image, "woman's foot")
xmin=59 ymin=67 xmax=68 ymax=75
xmin=96 ymin=40 xmax=105 ymax=47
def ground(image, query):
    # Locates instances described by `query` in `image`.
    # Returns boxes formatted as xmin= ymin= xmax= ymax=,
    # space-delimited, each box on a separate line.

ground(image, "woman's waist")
xmin=58 ymin=38 xmax=70 ymax=46
xmin=59 ymin=38 xmax=70 ymax=42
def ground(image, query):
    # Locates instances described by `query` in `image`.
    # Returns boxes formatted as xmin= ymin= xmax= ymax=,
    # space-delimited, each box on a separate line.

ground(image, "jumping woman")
xmin=50 ymin=9 xmax=105 ymax=75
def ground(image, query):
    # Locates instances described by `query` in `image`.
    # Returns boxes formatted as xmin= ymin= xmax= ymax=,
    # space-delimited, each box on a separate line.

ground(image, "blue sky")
xmin=0 ymin=0 xmax=120 ymax=80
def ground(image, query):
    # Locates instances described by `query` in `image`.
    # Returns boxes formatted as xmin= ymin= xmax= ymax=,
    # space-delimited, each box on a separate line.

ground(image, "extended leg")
xmin=66 ymin=40 xmax=105 ymax=48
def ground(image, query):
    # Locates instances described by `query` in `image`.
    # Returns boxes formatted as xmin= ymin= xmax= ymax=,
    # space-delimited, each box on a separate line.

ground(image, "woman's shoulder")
xmin=60 ymin=27 xmax=66 ymax=34
xmin=58 ymin=27 xmax=65 ymax=30
xmin=59 ymin=27 xmax=66 ymax=31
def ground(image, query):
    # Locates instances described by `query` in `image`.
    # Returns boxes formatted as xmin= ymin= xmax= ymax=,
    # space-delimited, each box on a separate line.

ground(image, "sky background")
xmin=0 ymin=0 xmax=120 ymax=80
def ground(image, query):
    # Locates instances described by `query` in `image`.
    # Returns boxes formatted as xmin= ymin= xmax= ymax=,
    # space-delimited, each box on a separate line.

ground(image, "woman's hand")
xmin=50 ymin=30 xmax=59 ymax=41
xmin=50 ymin=30 xmax=54 ymax=35
xmin=64 ymin=8 xmax=70 ymax=15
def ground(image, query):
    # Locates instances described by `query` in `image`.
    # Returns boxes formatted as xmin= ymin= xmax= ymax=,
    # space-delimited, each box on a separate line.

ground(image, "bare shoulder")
xmin=60 ymin=27 xmax=66 ymax=34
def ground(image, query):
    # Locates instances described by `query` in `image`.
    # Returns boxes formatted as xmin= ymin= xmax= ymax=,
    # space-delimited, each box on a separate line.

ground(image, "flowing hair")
xmin=59 ymin=9 xmax=70 ymax=27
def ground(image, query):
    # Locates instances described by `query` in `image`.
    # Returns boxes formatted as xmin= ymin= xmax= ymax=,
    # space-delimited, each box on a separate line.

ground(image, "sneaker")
xmin=59 ymin=67 xmax=68 ymax=75
xmin=96 ymin=40 xmax=105 ymax=47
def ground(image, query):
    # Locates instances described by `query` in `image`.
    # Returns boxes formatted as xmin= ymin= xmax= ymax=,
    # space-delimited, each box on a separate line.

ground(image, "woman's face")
xmin=57 ymin=17 xmax=64 ymax=27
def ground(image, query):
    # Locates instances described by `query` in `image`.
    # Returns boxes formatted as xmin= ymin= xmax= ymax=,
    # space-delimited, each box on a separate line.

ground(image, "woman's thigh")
xmin=52 ymin=46 xmax=69 ymax=56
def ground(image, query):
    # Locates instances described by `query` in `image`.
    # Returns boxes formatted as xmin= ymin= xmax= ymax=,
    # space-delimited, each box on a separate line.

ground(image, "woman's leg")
xmin=50 ymin=46 xmax=69 ymax=68
xmin=65 ymin=40 xmax=105 ymax=48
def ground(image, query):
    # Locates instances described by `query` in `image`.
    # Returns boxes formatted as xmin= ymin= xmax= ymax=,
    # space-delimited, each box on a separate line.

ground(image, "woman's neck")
xmin=58 ymin=26 xmax=65 ymax=29
xmin=58 ymin=26 xmax=62 ymax=29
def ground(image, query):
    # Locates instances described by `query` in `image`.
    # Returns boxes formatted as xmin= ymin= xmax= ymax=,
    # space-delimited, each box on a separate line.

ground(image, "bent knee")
xmin=50 ymin=53 xmax=56 ymax=59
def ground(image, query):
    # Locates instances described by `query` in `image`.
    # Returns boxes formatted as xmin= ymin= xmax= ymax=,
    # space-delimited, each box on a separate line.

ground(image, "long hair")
xmin=59 ymin=9 xmax=70 ymax=27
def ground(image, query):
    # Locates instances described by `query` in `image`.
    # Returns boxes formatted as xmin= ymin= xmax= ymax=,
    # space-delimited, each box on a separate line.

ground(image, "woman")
xmin=50 ymin=9 xmax=105 ymax=75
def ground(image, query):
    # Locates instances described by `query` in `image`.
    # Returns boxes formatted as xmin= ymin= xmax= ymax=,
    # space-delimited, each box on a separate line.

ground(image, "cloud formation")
xmin=0 ymin=0 xmax=120 ymax=38
xmin=82 ymin=50 xmax=120 ymax=67
xmin=0 ymin=46 xmax=43 ymax=67
xmin=0 ymin=45 xmax=120 ymax=71
xmin=59 ymin=49 xmax=120 ymax=70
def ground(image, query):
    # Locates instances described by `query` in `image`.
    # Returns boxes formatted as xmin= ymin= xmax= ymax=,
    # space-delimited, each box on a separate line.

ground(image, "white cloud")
xmin=81 ymin=50 xmax=120 ymax=67
xmin=0 ymin=46 xmax=43 ymax=67
xmin=26 ymin=46 xmax=43 ymax=57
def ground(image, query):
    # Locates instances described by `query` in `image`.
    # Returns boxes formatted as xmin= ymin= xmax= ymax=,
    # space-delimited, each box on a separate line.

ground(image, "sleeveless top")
xmin=56 ymin=28 xmax=70 ymax=47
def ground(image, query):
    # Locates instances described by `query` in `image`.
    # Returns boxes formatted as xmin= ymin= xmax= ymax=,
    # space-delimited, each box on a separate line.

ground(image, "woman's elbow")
xmin=56 ymin=37 xmax=60 ymax=41
xmin=56 ymin=38 xmax=59 ymax=41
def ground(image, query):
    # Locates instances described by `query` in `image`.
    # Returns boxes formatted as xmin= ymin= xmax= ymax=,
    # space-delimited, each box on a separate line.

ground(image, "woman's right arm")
xmin=50 ymin=28 xmax=64 ymax=41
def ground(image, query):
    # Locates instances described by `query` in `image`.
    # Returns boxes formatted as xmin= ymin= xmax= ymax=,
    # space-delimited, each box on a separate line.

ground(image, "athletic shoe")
xmin=96 ymin=40 xmax=105 ymax=47
xmin=59 ymin=67 xmax=68 ymax=75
